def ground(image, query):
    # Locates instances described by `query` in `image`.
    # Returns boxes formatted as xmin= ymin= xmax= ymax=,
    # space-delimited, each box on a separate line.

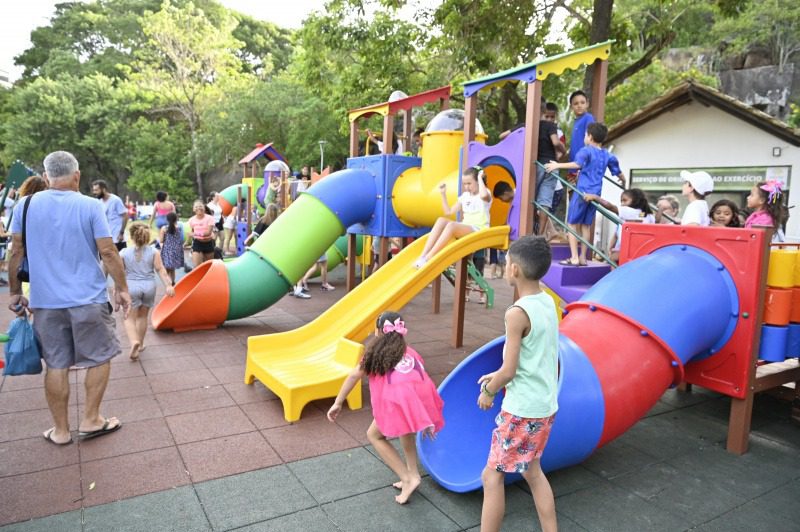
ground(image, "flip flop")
xmin=559 ymin=259 xmax=580 ymax=266
xmin=43 ymin=428 xmax=73 ymax=446
xmin=78 ymin=418 xmax=122 ymax=440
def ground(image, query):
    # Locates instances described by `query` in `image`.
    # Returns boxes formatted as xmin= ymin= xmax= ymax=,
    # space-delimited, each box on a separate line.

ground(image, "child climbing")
xmin=745 ymin=180 xmax=786 ymax=241
xmin=414 ymin=167 xmax=491 ymax=269
xmin=544 ymin=122 xmax=625 ymax=266
xmin=477 ymin=235 xmax=559 ymax=532
xmin=327 ymin=311 xmax=444 ymax=505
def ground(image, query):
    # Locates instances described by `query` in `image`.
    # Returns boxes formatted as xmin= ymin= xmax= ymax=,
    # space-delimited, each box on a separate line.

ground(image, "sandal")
xmin=78 ymin=418 xmax=122 ymax=440
xmin=559 ymin=259 xmax=580 ymax=266
xmin=43 ymin=428 xmax=73 ymax=446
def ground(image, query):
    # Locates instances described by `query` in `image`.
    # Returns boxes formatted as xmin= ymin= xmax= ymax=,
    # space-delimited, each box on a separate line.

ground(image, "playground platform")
xmin=0 ymin=269 xmax=798 ymax=532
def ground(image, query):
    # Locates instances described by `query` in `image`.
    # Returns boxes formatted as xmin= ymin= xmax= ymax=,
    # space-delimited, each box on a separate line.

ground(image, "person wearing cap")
xmin=680 ymin=170 xmax=714 ymax=226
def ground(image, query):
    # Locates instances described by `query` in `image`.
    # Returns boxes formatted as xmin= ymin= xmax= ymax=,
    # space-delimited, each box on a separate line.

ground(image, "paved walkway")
xmin=1 ymin=269 xmax=798 ymax=531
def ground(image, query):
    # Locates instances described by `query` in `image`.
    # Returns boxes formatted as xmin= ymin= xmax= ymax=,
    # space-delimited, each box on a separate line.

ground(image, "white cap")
xmin=680 ymin=170 xmax=714 ymax=195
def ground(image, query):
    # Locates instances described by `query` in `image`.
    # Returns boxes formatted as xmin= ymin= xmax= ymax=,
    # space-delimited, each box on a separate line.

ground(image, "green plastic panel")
xmin=225 ymin=251 xmax=292 ymax=320
xmin=252 ymin=194 xmax=344 ymax=283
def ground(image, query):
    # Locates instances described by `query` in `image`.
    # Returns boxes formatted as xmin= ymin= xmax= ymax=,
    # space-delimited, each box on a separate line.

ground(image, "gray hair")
xmin=657 ymin=194 xmax=680 ymax=212
xmin=43 ymin=151 xmax=79 ymax=180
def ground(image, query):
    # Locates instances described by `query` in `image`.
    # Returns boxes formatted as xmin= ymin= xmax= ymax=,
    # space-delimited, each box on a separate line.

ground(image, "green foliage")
xmin=788 ymin=104 xmax=800 ymax=129
xmin=604 ymin=60 xmax=719 ymax=126
xmin=713 ymin=0 xmax=800 ymax=71
xmin=126 ymin=117 xmax=194 ymax=203
xmin=14 ymin=0 xmax=293 ymax=82
xmin=0 ymin=73 xmax=196 ymax=198
xmin=132 ymin=1 xmax=248 ymax=197
xmin=292 ymin=2 xmax=430 ymax=130
xmin=15 ymin=0 xmax=161 ymax=81
xmin=2 ymin=74 xmax=131 ymax=183
xmin=6 ymin=0 xmax=796 ymax=209
xmin=198 ymin=76 xmax=347 ymax=170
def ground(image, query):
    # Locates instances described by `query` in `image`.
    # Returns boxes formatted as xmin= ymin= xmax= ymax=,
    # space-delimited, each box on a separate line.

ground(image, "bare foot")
xmin=392 ymin=481 xmax=402 ymax=489
xmin=394 ymin=476 xmax=421 ymax=504
xmin=138 ymin=344 xmax=146 ymax=352
xmin=129 ymin=342 xmax=141 ymax=361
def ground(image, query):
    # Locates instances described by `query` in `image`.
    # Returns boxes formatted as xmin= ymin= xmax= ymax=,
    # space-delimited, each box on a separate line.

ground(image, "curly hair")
xmin=754 ymin=182 xmax=787 ymax=226
xmin=361 ymin=311 xmax=407 ymax=376
xmin=18 ymin=176 xmax=47 ymax=197
xmin=621 ymin=188 xmax=652 ymax=216
xmin=128 ymin=222 xmax=151 ymax=248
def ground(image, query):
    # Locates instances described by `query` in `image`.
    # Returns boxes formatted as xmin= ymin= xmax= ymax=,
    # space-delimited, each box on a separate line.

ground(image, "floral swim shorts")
xmin=487 ymin=410 xmax=556 ymax=473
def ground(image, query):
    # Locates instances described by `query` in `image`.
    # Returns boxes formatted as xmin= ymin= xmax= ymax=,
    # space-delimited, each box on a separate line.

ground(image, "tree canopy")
xmin=1 ymin=0 xmax=795 ymax=201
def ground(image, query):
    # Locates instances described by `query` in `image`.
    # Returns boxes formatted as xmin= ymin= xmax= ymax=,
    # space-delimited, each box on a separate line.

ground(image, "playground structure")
xmin=418 ymin=224 xmax=800 ymax=491
xmin=149 ymin=40 xmax=800 ymax=494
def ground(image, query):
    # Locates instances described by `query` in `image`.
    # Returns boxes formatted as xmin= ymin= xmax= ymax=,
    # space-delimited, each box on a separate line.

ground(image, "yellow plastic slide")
xmin=244 ymin=226 xmax=510 ymax=422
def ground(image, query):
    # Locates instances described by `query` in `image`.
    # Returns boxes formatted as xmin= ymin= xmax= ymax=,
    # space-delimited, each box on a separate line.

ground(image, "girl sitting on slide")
xmin=327 ymin=311 xmax=444 ymax=505
xmin=414 ymin=167 xmax=491 ymax=269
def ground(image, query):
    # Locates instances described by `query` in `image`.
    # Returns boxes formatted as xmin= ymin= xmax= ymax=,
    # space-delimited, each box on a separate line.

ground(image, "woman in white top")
xmin=414 ymin=167 xmax=491 ymax=269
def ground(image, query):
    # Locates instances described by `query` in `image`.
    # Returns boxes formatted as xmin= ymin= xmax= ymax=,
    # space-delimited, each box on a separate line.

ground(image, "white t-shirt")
xmin=681 ymin=200 xmax=710 ymax=226
xmin=614 ymin=206 xmax=655 ymax=250
xmin=459 ymin=192 xmax=491 ymax=229
xmin=207 ymin=201 xmax=222 ymax=223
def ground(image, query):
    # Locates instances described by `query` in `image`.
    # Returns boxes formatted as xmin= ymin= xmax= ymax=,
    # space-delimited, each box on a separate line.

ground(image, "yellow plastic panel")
xmin=244 ymin=226 xmax=510 ymax=421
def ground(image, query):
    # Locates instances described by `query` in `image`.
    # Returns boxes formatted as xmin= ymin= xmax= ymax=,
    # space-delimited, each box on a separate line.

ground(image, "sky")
xmin=0 ymin=0 xmax=324 ymax=82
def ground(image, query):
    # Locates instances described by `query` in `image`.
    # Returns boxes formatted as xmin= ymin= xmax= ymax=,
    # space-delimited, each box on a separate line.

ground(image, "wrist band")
xmin=481 ymin=381 xmax=496 ymax=397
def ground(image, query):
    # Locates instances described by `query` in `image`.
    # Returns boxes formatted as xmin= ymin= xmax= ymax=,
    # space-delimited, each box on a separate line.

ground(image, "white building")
xmin=603 ymin=81 xmax=800 ymax=239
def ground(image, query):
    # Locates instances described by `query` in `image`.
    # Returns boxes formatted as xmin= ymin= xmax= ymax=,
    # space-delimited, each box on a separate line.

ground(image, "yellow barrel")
xmin=793 ymin=250 xmax=800 ymax=286
xmin=392 ymin=130 xmax=487 ymax=228
xmin=767 ymin=249 xmax=797 ymax=288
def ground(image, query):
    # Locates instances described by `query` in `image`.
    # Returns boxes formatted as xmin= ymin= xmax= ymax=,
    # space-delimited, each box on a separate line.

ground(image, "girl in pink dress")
xmin=328 ymin=311 xmax=444 ymax=505
xmin=745 ymin=181 xmax=786 ymax=241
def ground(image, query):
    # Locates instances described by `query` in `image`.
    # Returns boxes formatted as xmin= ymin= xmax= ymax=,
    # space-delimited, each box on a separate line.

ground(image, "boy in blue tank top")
xmin=477 ymin=235 xmax=558 ymax=532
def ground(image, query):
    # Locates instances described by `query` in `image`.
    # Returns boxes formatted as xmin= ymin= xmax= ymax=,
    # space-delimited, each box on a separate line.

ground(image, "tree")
xmin=292 ymin=1 xmax=431 ymax=131
xmin=581 ymin=0 xmax=614 ymax=96
xmin=198 ymin=76 xmax=348 ymax=172
xmin=14 ymin=0 xmax=293 ymax=83
xmin=126 ymin=117 xmax=194 ymax=203
xmin=132 ymin=0 xmax=246 ymax=198
xmin=604 ymin=60 xmax=718 ymax=125
xmin=1 ymin=74 xmax=132 ymax=185
xmin=713 ymin=0 xmax=800 ymax=72
xmin=15 ymin=0 xmax=161 ymax=81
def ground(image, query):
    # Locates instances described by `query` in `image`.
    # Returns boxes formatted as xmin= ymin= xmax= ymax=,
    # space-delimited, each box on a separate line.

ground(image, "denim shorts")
xmin=535 ymin=165 xmax=557 ymax=209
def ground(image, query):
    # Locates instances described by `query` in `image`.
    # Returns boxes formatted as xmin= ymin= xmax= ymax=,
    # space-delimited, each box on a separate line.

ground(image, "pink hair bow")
xmin=760 ymin=180 xmax=783 ymax=204
xmin=382 ymin=318 xmax=408 ymax=336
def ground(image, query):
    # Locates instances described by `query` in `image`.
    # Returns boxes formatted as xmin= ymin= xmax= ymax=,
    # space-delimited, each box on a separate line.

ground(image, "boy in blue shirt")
xmin=568 ymin=90 xmax=594 ymax=164
xmin=545 ymin=122 xmax=625 ymax=266
xmin=478 ymin=235 xmax=559 ymax=532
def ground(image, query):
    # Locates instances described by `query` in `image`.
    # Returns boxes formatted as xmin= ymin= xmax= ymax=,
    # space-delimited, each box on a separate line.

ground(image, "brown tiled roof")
xmin=607 ymin=80 xmax=800 ymax=146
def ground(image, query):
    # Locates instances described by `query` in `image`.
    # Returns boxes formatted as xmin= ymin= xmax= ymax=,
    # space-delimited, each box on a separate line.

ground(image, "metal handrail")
xmin=534 ymin=199 xmax=618 ymax=267
xmin=538 ymin=161 xmax=680 ymax=225
xmin=536 ymin=162 xmax=622 ymax=226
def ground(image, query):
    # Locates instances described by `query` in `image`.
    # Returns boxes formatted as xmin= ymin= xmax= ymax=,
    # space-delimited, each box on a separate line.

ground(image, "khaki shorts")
xmin=33 ymin=303 xmax=120 ymax=369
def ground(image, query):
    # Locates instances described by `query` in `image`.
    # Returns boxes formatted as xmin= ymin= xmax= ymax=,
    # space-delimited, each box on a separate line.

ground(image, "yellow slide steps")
xmin=244 ymin=226 xmax=510 ymax=422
